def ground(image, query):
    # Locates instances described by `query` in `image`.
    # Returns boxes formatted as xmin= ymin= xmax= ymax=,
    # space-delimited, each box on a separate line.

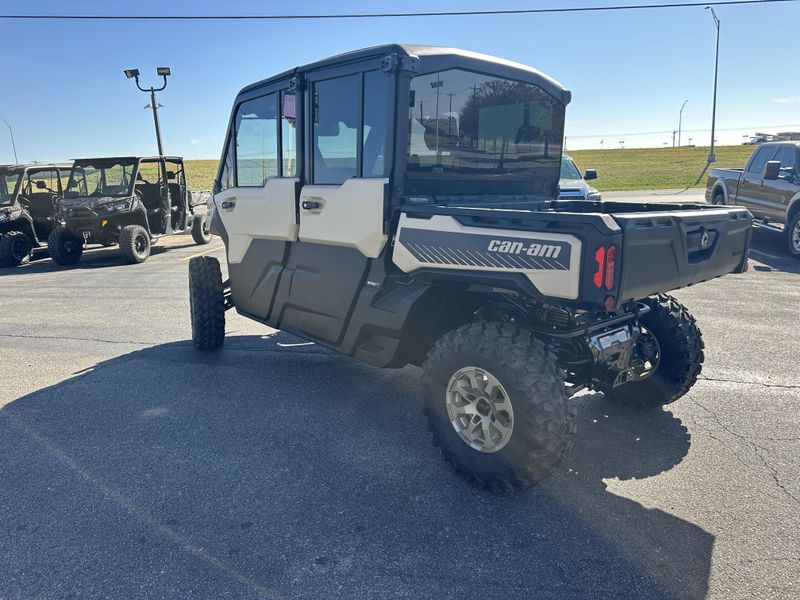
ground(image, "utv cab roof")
xmin=239 ymin=44 xmax=571 ymax=104
xmin=0 ymin=162 xmax=73 ymax=172
xmin=71 ymin=156 xmax=185 ymax=164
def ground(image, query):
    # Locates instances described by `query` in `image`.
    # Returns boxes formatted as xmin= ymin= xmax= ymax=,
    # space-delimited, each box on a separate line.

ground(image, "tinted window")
xmin=747 ymin=146 xmax=777 ymax=174
xmin=281 ymin=91 xmax=297 ymax=177
xmin=407 ymin=69 xmax=564 ymax=197
xmin=219 ymin=136 xmax=235 ymax=191
xmin=775 ymin=146 xmax=796 ymax=170
xmin=363 ymin=71 xmax=389 ymax=177
xmin=236 ymin=93 xmax=278 ymax=186
xmin=313 ymin=75 xmax=359 ymax=184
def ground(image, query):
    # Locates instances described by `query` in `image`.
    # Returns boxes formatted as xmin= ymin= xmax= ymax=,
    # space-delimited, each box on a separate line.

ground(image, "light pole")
xmin=678 ymin=100 xmax=688 ymax=147
xmin=706 ymin=6 xmax=720 ymax=163
xmin=123 ymin=67 xmax=171 ymax=156
xmin=0 ymin=116 xmax=19 ymax=163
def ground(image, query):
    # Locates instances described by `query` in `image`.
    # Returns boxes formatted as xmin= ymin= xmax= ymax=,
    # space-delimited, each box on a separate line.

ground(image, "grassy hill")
xmin=566 ymin=145 xmax=754 ymax=191
xmin=184 ymin=145 xmax=757 ymax=192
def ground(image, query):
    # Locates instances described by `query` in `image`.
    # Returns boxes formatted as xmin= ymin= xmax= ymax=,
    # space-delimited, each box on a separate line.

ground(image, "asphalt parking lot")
xmin=1 ymin=221 xmax=798 ymax=599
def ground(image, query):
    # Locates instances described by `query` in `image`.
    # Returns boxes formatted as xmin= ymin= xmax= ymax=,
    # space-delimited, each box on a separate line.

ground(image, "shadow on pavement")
xmin=748 ymin=228 xmax=800 ymax=274
xmin=0 ymin=334 xmax=713 ymax=599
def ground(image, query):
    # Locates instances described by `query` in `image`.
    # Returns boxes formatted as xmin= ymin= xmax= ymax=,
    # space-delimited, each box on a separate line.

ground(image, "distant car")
xmin=559 ymin=154 xmax=601 ymax=201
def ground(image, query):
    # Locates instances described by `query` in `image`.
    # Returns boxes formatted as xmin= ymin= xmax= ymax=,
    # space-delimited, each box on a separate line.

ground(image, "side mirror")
xmin=35 ymin=180 xmax=47 ymax=190
xmin=779 ymin=167 xmax=796 ymax=181
xmin=584 ymin=169 xmax=598 ymax=181
xmin=763 ymin=160 xmax=781 ymax=180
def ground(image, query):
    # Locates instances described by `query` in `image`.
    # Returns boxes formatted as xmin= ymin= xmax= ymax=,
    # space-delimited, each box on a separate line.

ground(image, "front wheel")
xmin=188 ymin=256 xmax=225 ymax=349
xmin=602 ymin=294 xmax=704 ymax=410
xmin=191 ymin=212 xmax=213 ymax=245
xmin=422 ymin=321 xmax=573 ymax=493
xmin=119 ymin=224 xmax=151 ymax=264
xmin=0 ymin=231 xmax=34 ymax=266
xmin=785 ymin=211 xmax=800 ymax=259
xmin=47 ymin=227 xmax=83 ymax=265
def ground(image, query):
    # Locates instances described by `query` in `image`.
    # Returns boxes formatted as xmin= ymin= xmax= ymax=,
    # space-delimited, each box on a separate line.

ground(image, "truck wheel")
xmin=119 ymin=224 xmax=151 ymax=264
xmin=422 ymin=321 xmax=573 ymax=493
xmin=712 ymin=189 xmax=725 ymax=205
xmin=0 ymin=231 xmax=34 ymax=266
xmin=188 ymin=256 xmax=225 ymax=349
xmin=47 ymin=227 xmax=83 ymax=266
xmin=786 ymin=211 xmax=800 ymax=258
xmin=191 ymin=213 xmax=213 ymax=245
xmin=602 ymin=294 xmax=704 ymax=410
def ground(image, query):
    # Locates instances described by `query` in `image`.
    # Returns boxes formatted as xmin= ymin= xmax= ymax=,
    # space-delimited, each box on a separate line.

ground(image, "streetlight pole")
xmin=123 ymin=67 xmax=171 ymax=156
xmin=0 ymin=116 xmax=19 ymax=163
xmin=706 ymin=6 xmax=720 ymax=163
xmin=678 ymin=100 xmax=688 ymax=147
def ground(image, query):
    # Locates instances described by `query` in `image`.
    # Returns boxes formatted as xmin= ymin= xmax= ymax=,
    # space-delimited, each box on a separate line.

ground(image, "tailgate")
xmin=612 ymin=206 xmax=751 ymax=302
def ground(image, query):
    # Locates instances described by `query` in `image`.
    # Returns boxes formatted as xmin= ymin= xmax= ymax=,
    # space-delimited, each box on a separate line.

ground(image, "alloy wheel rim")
xmin=135 ymin=234 xmax=147 ymax=254
xmin=445 ymin=367 xmax=514 ymax=453
xmin=792 ymin=221 xmax=800 ymax=253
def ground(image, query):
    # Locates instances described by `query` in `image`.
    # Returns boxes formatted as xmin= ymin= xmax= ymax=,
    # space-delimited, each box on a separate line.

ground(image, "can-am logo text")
xmin=487 ymin=239 xmax=563 ymax=259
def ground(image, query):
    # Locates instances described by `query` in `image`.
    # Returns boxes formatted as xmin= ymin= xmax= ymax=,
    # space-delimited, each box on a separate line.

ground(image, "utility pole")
xmin=678 ymin=100 xmax=688 ymax=147
xmin=706 ymin=6 xmax=720 ymax=163
xmin=0 ymin=116 xmax=18 ymax=163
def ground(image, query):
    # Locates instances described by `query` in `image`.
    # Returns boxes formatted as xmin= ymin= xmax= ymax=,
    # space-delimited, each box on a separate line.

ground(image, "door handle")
xmin=302 ymin=200 xmax=321 ymax=210
xmin=220 ymin=200 xmax=236 ymax=210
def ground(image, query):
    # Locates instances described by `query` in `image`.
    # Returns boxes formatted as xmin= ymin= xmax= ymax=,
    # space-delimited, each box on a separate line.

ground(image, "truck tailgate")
xmin=612 ymin=207 xmax=751 ymax=302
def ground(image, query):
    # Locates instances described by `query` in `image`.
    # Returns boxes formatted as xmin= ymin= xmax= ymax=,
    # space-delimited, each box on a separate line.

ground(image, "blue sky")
xmin=1 ymin=0 xmax=798 ymax=163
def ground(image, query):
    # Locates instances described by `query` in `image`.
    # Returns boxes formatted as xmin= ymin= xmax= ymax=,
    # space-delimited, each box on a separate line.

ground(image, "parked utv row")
xmin=0 ymin=156 xmax=212 ymax=267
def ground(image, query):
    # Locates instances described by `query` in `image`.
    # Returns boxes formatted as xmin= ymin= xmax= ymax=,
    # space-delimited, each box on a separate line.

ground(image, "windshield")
xmin=406 ymin=68 xmax=565 ymax=198
xmin=65 ymin=160 xmax=136 ymax=198
xmin=560 ymin=156 xmax=582 ymax=180
xmin=0 ymin=170 xmax=22 ymax=205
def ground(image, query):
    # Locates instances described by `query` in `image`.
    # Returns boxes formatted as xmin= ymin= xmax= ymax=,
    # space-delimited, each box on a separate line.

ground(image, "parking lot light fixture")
xmin=705 ymin=6 xmax=720 ymax=163
xmin=678 ymin=100 xmax=688 ymax=147
xmin=123 ymin=66 xmax=171 ymax=157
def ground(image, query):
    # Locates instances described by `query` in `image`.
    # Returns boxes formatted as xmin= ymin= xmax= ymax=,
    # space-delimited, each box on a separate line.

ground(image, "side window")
xmin=313 ymin=74 xmax=359 ymax=184
xmin=235 ymin=93 xmax=278 ymax=187
xmin=362 ymin=71 xmax=389 ymax=178
xmin=219 ymin=136 xmax=235 ymax=191
xmin=747 ymin=146 xmax=776 ymax=175
xmin=775 ymin=147 xmax=796 ymax=171
xmin=281 ymin=91 xmax=297 ymax=177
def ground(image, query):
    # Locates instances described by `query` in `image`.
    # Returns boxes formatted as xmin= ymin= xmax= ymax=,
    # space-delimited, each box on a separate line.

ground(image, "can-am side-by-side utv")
xmin=188 ymin=45 xmax=752 ymax=492
xmin=49 ymin=156 xmax=212 ymax=265
xmin=0 ymin=163 xmax=72 ymax=266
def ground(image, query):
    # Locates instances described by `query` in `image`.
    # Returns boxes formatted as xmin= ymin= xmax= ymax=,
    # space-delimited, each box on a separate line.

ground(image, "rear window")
xmin=406 ymin=69 xmax=564 ymax=198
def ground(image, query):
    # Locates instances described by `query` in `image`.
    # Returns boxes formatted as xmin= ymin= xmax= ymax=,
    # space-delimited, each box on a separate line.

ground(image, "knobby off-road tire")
xmin=119 ymin=224 xmax=151 ymax=264
xmin=785 ymin=211 xmax=800 ymax=259
xmin=0 ymin=231 xmax=34 ymax=266
xmin=422 ymin=321 xmax=574 ymax=494
xmin=191 ymin=212 xmax=213 ymax=245
xmin=47 ymin=227 xmax=83 ymax=265
xmin=188 ymin=256 xmax=225 ymax=350
xmin=603 ymin=293 xmax=704 ymax=410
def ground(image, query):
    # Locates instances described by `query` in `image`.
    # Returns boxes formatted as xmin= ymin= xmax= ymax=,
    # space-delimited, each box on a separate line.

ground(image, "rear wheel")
xmin=422 ymin=321 xmax=574 ymax=493
xmin=602 ymin=294 xmax=704 ymax=410
xmin=47 ymin=227 xmax=83 ymax=265
xmin=188 ymin=256 xmax=225 ymax=349
xmin=0 ymin=231 xmax=34 ymax=266
xmin=191 ymin=212 xmax=213 ymax=245
xmin=785 ymin=211 xmax=800 ymax=259
xmin=119 ymin=224 xmax=151 ymax=264
xmin=712 ymin=189 xmax=725 ymax=205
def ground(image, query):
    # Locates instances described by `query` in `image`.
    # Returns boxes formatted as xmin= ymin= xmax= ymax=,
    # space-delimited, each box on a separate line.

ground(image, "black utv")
xmin=189 ymin=45 xmax=752 ymax=493
xmin=48 ymin=156 xmax=212 ymax=265
xmin=0 ymin=163 xmax=72 ymax=266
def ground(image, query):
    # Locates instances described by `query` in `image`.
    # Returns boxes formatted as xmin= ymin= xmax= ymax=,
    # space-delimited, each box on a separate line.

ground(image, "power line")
xmin=0 ymin=0 xmax=796 ymax=20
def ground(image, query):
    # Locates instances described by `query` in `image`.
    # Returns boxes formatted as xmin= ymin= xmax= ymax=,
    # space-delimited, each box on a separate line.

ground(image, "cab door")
xmin=272 ymin=64 xmax=392 ymax=345
xmin=214 ymin=82 xmax=301 ymax=320
xmin=737 ymin=145 xmax=778 ymax=219
xmin=760 ymin=146 xmax=800 ymax=222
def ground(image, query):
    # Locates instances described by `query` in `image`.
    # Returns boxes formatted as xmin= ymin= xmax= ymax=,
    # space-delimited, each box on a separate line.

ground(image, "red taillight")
xmin=604 ymin=244 xmax=617 ymax=290
xmin=593 ymin=247 xmax=605 ymax=288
